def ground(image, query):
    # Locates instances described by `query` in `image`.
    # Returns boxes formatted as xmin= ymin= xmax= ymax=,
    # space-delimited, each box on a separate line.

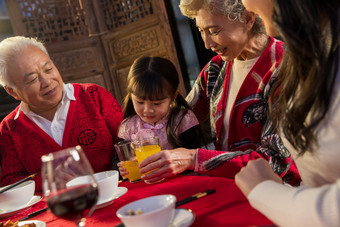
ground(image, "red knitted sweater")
xmin=0 ymin=83 xmax=123 ymax=192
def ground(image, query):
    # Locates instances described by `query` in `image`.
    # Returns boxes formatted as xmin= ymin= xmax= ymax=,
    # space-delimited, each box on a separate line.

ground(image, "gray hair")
xmin=179 ymin=0 xmax=265 ymax=35
xmin=0 ymin=36 xmax=49 ymax=87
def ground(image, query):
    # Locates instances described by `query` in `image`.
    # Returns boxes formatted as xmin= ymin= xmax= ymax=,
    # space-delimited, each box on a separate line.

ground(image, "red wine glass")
xmin=41 ymin=146 xmax=98 ymax=227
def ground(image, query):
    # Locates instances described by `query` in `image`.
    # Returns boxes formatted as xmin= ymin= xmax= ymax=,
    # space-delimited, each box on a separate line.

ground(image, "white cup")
xmin=116 ymin=194 xmax=176 ymax=227
xmin=67 ymin=170 xmax=119 ymax=204
xmin=0 ymin=180 xmax=35 ymax=211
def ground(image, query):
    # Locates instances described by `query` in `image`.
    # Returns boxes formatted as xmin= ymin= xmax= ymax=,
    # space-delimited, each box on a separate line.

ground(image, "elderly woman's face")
xmin=195 ymin=8 xmax=252 ymax=61
xmin=241 ymin=0 xmax=278 ymax=36
xmin=6 ymin=45 xmax=63 ymax=115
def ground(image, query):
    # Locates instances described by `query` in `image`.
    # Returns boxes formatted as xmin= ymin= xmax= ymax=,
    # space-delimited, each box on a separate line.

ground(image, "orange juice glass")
xmin=122 ymin=160 xmax=142 ymax=182
xmin=114 ymin=140 xmax=142 ymax=183
xmin=134 ymin=144 xmax=161 ymax=164
xmin=133 ymin=136 xmax=161 ymax=173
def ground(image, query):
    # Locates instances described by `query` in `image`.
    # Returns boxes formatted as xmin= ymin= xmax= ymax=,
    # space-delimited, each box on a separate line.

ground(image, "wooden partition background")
xmin=5 ymin=0 xmax=186 ymax=105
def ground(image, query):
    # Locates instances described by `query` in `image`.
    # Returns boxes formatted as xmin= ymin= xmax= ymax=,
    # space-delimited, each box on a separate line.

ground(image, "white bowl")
xmin=116 ymin=194 xmax=176 ymax=227
xmin=0 ymin=180 xmax=35 ymax=211
xmin=66 ymin=170 xmax=119 ymax=204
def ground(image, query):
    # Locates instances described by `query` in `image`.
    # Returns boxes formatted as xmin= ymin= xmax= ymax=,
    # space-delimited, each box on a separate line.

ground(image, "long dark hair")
xmin=270 ymin=0 xmax=340 ymax=155
xmin=123 ymin=56 xmax=199 ymax=147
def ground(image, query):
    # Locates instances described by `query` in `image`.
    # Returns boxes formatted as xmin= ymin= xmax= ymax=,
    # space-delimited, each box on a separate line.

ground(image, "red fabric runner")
xmin=0 ymin=175 xmax=273 ymax=226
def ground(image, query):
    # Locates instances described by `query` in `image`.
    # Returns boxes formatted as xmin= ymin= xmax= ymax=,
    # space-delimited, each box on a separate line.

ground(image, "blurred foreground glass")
xmin=114 ymin=140 xmax=142 ymax=183
xmin=41 ymin=146 xmax=98 ymax=227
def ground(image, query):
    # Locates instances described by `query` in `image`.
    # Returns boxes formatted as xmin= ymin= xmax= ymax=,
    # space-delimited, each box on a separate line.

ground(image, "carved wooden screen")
xmin=5 ymin=0 xmax=115 ymax=101
xmin=11 ymin=0 xmax=89 ymax=42
xmin=93 ymin=0 xmax=186 ymax=101
xmin=99 ymin=0 xmax=154 ymax=29
xmin=5 ymin=0 xmax=184 ymax=104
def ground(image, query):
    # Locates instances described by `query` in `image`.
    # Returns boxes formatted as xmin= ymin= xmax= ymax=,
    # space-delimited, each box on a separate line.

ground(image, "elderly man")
xmin=0 ymin=36 xmax=123 ymax=191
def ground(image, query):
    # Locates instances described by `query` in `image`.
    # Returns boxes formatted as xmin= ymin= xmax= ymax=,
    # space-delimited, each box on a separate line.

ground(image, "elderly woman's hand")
xmin=138 ymin=148 xmax=197 ymax=183
xmin=235 ymin=159 xmax=282 ymax=197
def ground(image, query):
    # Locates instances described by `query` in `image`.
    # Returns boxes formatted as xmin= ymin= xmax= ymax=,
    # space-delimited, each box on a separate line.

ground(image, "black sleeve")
xmin=178 ymin=125 xmax=202 ymax=149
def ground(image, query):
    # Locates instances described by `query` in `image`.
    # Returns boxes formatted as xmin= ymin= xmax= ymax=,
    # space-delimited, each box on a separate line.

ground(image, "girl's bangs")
xmin=130 ymin=74 xmax=170 ymax=100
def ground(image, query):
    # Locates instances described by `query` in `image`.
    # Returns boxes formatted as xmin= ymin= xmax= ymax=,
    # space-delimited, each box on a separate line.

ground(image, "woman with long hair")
xmin=236 ymin=0 xmax=340 ymax=226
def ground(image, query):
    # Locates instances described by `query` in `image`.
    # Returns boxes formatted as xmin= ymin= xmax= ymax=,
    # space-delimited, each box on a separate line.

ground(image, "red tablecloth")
xmin=1 ymin=175 xmax=273 ymax=227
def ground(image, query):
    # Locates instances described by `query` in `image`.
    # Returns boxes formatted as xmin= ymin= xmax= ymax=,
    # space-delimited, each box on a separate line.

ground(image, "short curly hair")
xmin=179 ymin=0 xmax=265 ymax=35
xmin=0 ymin=36 xmax=48 ymax=87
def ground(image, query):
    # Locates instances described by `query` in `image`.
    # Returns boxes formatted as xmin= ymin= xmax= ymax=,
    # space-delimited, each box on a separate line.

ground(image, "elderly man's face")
xmin=5 ymin=45 xmax=63 ymax=116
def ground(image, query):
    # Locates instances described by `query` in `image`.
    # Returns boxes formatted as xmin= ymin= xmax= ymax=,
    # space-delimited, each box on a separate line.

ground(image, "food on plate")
xmin=0 ymin=220 xmax=36 ymax=227
xmin=127 ymin=208 xmax=143 ymax=215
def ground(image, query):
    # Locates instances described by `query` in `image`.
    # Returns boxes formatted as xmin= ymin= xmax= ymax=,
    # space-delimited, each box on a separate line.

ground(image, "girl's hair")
xmin=0 ymin=36 xmax=48 ymax=87
xmin=123 ymin=56 xmax=200 ymax=147
xmin=179 ymin=0 xmax=265 ymax=35
xmin=270 ymin=0 xmax=340 ymax=155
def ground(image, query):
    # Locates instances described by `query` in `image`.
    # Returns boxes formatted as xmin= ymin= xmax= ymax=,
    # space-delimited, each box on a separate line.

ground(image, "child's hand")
xmin=117 ymin=161 xmax=129 ymax=178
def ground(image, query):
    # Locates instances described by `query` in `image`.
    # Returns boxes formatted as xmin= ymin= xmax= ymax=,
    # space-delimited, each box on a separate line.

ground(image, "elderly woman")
xmin=236 ymin=0 xmax=340 ymax=226
xmin=129 ymin=0 xmax=300 ymax=184
xmin=0 ymin=36 xmax=123 ymax=191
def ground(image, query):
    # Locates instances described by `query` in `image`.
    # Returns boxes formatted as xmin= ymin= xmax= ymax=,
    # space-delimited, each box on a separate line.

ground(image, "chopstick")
xmin=0 ymin=173 xmax=38 ymax=194
xmin=175 ymin=189 xmax=216 ymax=207
xmin=19 ymin=207 xmax=48 ymax=221
xmin=118 ymin=178 xmax=129 ymax=184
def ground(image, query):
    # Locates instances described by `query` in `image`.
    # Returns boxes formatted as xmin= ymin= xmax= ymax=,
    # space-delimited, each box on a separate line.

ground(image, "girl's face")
xmin=131 ymin=94 xmax=172 ymax=125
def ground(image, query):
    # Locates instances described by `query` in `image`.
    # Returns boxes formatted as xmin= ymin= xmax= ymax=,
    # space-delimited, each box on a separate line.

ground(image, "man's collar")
xmin=18 ymin=83 xmax=75 ymax=118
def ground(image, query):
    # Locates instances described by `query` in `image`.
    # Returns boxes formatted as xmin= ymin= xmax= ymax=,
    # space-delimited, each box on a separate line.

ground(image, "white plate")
xmin=19 ymin=220 xmax=46 ymax=227
xmin=0 ymin=196 xmax=42 ymax=218
xmin=169 ymin=209 xmax=195 ymax=227
xmin=95 ymin=187 xmax=128 ymax=209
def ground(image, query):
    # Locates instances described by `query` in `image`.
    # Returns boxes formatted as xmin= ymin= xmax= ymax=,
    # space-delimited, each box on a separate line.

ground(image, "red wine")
xmin=47 ymin=184 xmax=98 ymax=222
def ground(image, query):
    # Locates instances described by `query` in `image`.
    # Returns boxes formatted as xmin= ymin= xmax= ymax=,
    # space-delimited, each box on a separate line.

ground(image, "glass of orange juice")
xmin=132 ymin=136 xmax=161 ymax=170
xmin=114 ymin=140 xmax=142 ymax=183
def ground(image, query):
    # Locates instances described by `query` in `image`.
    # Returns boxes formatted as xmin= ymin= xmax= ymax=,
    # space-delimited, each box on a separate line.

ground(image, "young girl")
xmin=118 ymin=56 xmax=203 ymax=151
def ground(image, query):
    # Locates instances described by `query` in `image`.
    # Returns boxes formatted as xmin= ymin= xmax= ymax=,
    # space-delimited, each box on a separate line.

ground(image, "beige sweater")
xmin=248 ymin=55 xmax=340 ymax=227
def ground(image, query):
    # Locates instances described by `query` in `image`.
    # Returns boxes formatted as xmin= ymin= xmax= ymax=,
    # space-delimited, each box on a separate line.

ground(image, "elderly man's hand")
xmin=138 ymin=148 xmax=197 ymax=183
xmin=235 ymin=159 xmax=282 ymax=197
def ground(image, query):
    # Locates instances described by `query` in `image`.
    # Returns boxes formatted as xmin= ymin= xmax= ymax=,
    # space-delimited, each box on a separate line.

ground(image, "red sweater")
xmin=0 ymin=83 xmax=123 ymax=192
xmin=187 ymin=37 xmax=300 ymax=185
